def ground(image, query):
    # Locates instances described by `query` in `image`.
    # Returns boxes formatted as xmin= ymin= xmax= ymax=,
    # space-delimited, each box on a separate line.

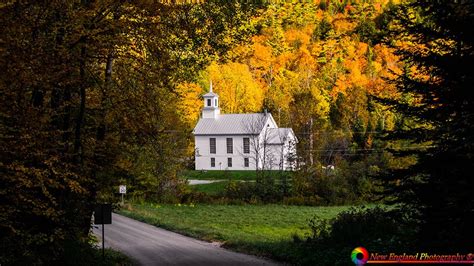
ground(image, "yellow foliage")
xmin=350 ymin=62 xmax=367 ymax=88
xmin=178 ymin=1 xmax=402 ymax=131
xmin=270 ymin=69 xmax=299 ymax=110
xmin=332 ymin=75 xmax=349 ymax=98
xmin=284 ymin=29 xmax=311 ymax=49
xmin=250 ymin=43 xmax=273 ymax=69
xmin=176 ymin=82 xmax=203 ymax=127
xmin=294 ymin=47 xmax=316 ymax=71
xmin=206 ymin=62 xmax=264 ymax=113
xmin=310 ymin=86 xmax=330 ymax=120
xmin=332 ymin=17 xmax=356 ymax=33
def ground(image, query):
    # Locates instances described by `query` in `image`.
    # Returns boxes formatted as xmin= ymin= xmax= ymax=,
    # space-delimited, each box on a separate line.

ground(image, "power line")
xmin=144 ymin=130 xmax=387 ymax=135
xmin=302 ymin=146 xmax=435 ymax=152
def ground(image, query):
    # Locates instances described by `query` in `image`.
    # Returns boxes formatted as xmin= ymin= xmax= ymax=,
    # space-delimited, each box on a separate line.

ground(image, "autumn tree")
xmin=0 ymin=1 xmax=263 ymax=263
xmin=203 ymin=62 xmax=264 ymax=114
xmin=0 ymin=1 xmax=129 ymax=263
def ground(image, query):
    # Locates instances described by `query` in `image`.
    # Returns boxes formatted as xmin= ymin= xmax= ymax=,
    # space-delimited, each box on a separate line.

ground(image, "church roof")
xmin=266 ymin=128 xmax=296 ymax=144
xmin=203 ymin=91 xmax=218 ymax=97
xmin=193 ymin=113 xmax=273 ymax=135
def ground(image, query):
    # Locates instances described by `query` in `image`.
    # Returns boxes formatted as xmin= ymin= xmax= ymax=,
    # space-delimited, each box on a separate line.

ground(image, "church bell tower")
xmin=202 ymin=81 xmax=220 ymax=119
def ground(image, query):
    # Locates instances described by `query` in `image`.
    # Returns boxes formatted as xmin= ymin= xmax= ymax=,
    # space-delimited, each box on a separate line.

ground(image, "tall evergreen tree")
xmin=382 ymin=0 xmax=474 ymax=250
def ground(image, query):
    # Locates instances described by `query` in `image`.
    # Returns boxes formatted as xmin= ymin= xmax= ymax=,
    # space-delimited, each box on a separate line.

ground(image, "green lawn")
xmin=180 ymin=170 xmax=290 ymax=181
xmin=118 ymin=203 xmax=352 ymax=263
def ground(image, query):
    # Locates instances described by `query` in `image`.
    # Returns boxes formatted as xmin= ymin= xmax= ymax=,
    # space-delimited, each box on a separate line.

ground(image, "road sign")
xmin=119 ymin=185 xmax=126 ymax=194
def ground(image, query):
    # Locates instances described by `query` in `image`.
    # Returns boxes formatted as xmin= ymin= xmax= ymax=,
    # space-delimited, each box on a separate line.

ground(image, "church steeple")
xmin=202 ymin=81 xmax=220 ymax=119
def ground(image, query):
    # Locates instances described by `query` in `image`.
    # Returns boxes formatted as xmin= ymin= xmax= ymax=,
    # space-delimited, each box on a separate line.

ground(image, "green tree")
xmin=312 ymin=17 xmax=333 ymax=41
xmin=381 ymin=0 xmax=474 ymax=250
xmin=329 ymin=92 xmax=350 ymax=129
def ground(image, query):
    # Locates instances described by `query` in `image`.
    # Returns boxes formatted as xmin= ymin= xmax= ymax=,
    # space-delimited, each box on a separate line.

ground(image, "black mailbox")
xmin=94 ymin=203 xmax=112 ymax=224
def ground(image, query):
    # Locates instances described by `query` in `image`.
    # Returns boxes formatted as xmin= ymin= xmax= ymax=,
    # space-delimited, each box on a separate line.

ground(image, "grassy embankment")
xmin=181 ymin=170 xmax=291 ymax=196
xmin=118 ymin=203 xmax=352 ymax=263
xmin=179 ymin=170 xmax=260 ymax=180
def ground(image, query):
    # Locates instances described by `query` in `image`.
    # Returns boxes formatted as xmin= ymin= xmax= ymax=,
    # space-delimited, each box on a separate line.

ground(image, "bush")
xmin=283 ymin=196 xmax=324 ymax=206
xmin=1 ymin=238 xmax=133 ymax=266
xmin=222 ymin=172 xmax=288 ymax=204
xmin=182 ymin=163 xmax=383 ymax=206
xmin=59 ymin=239 xmax=133 ymax=266
xmin=224 ymin=180 xmax=258 ymax=203
xmin=293 ymin=206 xmax=412 ymax=265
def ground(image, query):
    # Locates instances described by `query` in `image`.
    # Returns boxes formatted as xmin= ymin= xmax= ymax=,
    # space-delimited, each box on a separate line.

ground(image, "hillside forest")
xmin=178 ymin=0 xmax=404 ymax=204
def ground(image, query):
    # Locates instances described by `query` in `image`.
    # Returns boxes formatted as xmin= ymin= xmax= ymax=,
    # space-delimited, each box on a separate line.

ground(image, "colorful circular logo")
xmin=351 ymin=247 xmax=369 ymax=265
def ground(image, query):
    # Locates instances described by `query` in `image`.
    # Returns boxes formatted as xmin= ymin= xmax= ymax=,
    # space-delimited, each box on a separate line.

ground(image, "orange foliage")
xmin=196 ymin=0 xmax=401 ymax=129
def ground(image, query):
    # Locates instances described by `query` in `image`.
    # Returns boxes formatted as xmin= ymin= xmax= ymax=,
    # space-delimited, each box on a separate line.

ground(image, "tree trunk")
xmin=97 ymin=51 xmax=113 ymax=141
xmin=74 ymin=46 xmax=87 ymax=165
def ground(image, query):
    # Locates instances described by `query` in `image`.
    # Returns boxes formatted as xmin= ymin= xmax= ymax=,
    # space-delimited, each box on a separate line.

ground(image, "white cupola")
xmin=202 ymin=81 xmax=220 ymax=119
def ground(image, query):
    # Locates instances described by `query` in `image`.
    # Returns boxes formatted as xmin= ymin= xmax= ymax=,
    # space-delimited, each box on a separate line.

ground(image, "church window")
xmin=227 ymin=138 xmax=233 ymax=154
xmin=243 ymin=138 xmax=250 ymax=154
xmin=210 ymin=138 xmax=216 ymax=154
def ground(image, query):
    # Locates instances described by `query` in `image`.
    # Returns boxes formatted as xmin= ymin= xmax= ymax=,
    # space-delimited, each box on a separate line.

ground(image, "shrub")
xmin=283 ymin=196 xmax=324 ymax=206
xmin=294 ymin=206 xmax=412 ymax=265
xmin=223 ymin=180 xmax=260 ymax=203
xmin=58 ymin=239 xmax=133 ymax=266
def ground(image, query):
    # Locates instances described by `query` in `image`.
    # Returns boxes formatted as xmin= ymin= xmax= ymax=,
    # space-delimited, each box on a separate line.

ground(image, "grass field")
xmin=180 ymin=170 xmax=290 ymax=181
xmin=118 ymin=203 xmax=352 ymax=263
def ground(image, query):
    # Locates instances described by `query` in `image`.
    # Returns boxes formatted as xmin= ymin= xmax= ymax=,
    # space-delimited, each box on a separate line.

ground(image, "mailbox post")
xmin=94 ymin=204 xmax=112 ymax=259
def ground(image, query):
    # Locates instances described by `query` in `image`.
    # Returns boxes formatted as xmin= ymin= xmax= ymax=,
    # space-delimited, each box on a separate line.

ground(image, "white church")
xmin=193 ymin=83 xmax=297 ymax=171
